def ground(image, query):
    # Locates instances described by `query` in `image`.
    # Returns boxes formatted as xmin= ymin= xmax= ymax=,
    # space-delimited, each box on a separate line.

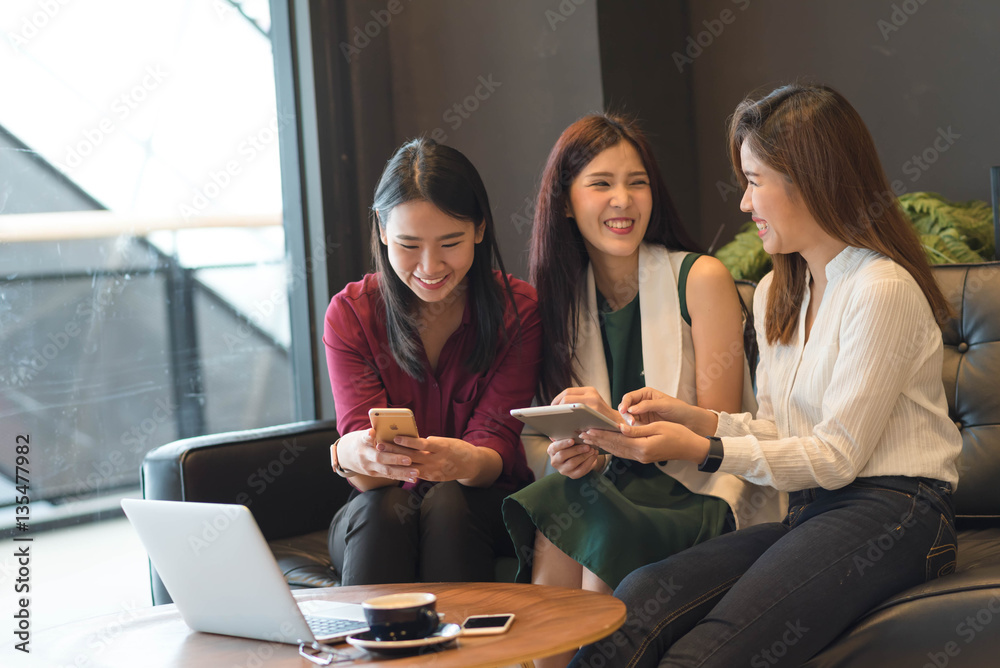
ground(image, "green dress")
xmin=502 ymin=292 xmax=729 ymax=589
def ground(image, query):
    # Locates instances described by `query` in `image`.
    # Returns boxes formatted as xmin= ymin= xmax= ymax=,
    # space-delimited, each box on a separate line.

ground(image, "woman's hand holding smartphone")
xmin=369 ymin=408 xmax=420 ymax=445
xmin=328 ymin=410 xmax=423 ymax=488
xmin=366 ymin=408 xmax=502 ymax=486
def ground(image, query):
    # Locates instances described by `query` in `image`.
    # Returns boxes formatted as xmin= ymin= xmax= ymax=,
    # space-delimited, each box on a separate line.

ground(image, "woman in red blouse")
xmin=324 ymin=138 xmax=542 ymax=584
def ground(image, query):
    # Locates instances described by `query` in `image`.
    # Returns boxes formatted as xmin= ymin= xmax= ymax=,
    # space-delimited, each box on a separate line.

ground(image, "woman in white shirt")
xmin=568 ymin=83 xmax=963 ymax=668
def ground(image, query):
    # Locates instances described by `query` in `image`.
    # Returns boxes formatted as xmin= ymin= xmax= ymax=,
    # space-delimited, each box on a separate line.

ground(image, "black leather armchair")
xmin=142 ymin=262 xmax=1000 ymax=666
xmin=141 ymin=420 xmax=350 ymax=604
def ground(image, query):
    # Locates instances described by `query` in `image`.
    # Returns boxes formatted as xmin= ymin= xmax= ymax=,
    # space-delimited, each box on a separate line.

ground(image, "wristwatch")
xmin=331 ymin=438 xmax=358 ymax=478
xmin=698 ymin=436 xmax=724 ymax=473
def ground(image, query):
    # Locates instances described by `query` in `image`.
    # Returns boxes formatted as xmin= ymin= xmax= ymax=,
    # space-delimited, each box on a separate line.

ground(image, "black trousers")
xmin=328 ymin=481 xmax=515 ymax=585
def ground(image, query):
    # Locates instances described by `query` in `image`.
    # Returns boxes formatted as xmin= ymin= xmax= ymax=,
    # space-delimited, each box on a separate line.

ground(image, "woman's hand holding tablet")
xmin=509 ymin=403 xmax=622 ymax=446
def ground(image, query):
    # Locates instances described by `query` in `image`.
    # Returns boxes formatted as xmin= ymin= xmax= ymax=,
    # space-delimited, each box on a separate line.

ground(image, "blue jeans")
xmin=569 ymin=476 xmax=957 ymax=668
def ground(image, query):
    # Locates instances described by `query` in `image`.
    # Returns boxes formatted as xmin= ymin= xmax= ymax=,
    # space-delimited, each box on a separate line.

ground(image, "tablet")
xmin=510 ymin=403 xmax=622 ymax=448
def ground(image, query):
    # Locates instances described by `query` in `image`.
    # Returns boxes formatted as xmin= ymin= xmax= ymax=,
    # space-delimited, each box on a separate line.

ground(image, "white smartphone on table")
xmin=510 ymin=403 xmax=622 ymax=454
xmin=460 ymin=613 xmax=515 ymax=636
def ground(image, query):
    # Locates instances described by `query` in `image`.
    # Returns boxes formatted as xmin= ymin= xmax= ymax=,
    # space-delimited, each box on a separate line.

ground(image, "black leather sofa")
xmin=142 ymin=262 xmax=1000 ymax=666
xmin=803 ymin=261 xmax=1000 ymax=667
xmin=141 ymin=419 xmax=349 ymax=604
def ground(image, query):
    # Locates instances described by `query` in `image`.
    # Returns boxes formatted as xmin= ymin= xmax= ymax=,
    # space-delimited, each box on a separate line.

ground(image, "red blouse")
xmin=323 ymin=272 xmax=541 ymax=491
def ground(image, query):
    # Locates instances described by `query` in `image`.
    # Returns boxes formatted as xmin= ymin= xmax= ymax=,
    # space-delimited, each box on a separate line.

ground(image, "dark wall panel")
xmin=686 ymin=0 xmax=1000 ymax=247
xmin=596 ymin=0 xmax=702 ymax=248
xmin=335 ymin=0 xmax=604 ymax=280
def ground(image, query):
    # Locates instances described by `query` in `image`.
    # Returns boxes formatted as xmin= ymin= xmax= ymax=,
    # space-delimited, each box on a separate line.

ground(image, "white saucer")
xmin=346 ymin=623 xmax=462 ymax=656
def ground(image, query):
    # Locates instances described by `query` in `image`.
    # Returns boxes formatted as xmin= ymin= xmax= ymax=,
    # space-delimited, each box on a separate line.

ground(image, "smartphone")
xmin=460 ymin=613 xmax=515 ymax=636
xmin=369 ymin=408 xmax=420 ymax=445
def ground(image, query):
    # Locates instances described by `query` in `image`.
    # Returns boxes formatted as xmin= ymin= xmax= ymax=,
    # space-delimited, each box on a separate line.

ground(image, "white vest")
xmin=569 ymin=243 xmax=786 ymax=529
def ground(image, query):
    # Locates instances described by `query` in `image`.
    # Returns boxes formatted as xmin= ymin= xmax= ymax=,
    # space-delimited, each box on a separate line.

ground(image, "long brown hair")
xmin=728 ymin=84 xmax=951 ymax=345
xmin=528 ymin=113 xmax=702 ymax=402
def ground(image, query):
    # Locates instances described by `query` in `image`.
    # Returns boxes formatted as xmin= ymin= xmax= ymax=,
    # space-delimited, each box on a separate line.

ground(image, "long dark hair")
xmin=728 ymin=83 xmax=952 ymax=345
xmin=528 ymin=113 xmax=704 ymax=402
xmin=371 ymin=137 xmax=517 ymax=379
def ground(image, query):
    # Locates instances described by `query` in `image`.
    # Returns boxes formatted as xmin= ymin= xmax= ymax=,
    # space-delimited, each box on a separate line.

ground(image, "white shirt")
xmin=716 ymin=246 xmax=962 ymax=492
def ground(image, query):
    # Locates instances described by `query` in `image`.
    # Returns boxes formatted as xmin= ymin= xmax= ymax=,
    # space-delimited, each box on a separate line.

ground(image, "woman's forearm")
xmin=457 ymin=445 xmax=504 ymax=488
xmin=685 ymin=405 xmax=721 ymax=437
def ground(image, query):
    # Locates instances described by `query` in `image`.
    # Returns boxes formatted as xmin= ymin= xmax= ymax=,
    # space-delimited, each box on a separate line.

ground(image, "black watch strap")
xmin=698 ymin=436 xmax=724 ymax=473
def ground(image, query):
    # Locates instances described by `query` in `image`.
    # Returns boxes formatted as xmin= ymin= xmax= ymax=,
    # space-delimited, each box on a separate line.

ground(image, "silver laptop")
xmin=121 ymin=498 xmax=368 ymax=644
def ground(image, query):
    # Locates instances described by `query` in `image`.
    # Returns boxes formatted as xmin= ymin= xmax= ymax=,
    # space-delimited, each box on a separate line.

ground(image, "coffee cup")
xmin=362 ymin=592 xmax=439 ymax=641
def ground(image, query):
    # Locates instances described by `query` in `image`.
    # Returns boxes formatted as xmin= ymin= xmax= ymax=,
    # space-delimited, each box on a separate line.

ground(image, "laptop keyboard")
xmin=305 ymin=615 xmax=369 ymax=637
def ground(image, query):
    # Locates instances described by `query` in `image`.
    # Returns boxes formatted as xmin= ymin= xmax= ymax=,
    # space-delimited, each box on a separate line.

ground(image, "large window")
xmin=0 ymin=0 xmax=309 ymax=608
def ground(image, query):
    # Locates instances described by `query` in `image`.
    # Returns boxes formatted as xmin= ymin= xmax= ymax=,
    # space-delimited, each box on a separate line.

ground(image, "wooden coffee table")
xmin=32 ymin=582 xmax=626 ymax=667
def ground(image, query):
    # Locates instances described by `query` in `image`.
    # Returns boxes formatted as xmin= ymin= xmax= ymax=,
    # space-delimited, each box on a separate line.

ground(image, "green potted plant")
xmin=715 ymin=192 xmax=995 ymax=283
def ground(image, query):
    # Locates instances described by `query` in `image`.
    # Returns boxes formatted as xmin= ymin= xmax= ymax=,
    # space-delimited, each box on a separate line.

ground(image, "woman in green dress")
xmin=503 ymin=113 xmax=784 ymax=668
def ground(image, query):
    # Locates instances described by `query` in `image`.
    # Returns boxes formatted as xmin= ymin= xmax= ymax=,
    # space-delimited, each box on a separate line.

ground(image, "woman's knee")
xmin=350 ymin=485 xmax=419 ymax=529
xmin=419 ymin=481 xmax=474 ymax=527
xmin=614 ymin=560 xmax=680 ymax=609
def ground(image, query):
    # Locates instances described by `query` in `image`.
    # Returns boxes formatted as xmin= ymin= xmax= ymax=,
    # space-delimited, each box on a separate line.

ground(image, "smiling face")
xmin=566 ymin=141 xmax=652 ymax=261
xmin=378 ymin=199 xmax=484 ymax=305
xmin=739 ymin=141 xmax=821 ymax=257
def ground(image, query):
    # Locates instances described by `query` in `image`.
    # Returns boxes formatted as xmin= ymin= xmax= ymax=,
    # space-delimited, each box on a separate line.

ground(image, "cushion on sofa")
xmin=269 ymin=530 xmax=341 ymax=589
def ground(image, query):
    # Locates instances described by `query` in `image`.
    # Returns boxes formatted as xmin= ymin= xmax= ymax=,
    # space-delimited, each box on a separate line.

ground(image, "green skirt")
xmin=502 ymin=459 xmax=729 ymax=590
